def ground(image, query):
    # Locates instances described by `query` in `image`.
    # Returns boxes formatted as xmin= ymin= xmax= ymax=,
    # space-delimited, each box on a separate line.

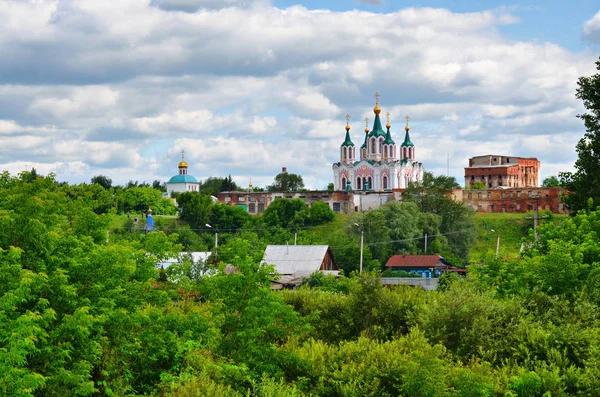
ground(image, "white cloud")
xmin=583 ymin=11 xmax=600 ymax=43
xmin=0 ymin=2 xmax=595 ymax=188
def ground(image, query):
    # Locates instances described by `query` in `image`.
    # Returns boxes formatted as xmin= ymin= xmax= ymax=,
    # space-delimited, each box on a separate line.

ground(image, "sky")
xmin=1 ymin=0 xmax=599 ymax=190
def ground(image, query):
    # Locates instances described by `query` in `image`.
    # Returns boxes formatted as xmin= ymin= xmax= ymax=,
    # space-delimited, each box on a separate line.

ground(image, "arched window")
xmin=356 ymin=177 xmax=362 ymax=190
xmin=384 ymin=146 xmax=388 ymax=158
xmin=379 ymin=139 xmax=383 ymax=154
xmin=341 ymin=177 xmax=346 ymax=189
xmin=368 ymin=177 xmax=373 ymax=190
xmin=371 ymin=138 xmax=376 ymax=154
xmin=383 ymin=176 xmax=388 ymax=189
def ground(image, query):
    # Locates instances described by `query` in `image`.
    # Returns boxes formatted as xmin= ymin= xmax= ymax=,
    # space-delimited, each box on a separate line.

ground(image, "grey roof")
xmin=263 ymin=245 xmax=331 ymax=277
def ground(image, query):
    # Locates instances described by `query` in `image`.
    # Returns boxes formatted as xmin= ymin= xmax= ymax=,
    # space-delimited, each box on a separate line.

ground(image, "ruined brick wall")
xmin=462 ymin=187 xmax=566 ymax=214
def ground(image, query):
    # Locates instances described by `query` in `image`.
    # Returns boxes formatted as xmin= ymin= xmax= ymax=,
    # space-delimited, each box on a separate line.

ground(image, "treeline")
xmin=3 ymin=168 xmax=600 ymax=396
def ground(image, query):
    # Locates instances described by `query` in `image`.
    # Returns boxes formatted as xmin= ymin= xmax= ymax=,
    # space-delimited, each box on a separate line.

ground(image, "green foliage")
xmin=306 ymin=200 xmax=334 ymax=225
xmin=6 ymin=167 xmax=600 ymax=396
xmin=560 ymin=57 xmax=600 ymax=213
xmin=470 ymin=181 xmax=487 ymax=190
xmin=198 ymin=175 xmax=241 ymax=196
xmin=91 ymin=174 xmax=113 ymax=189
xmin=542 ymin=175 xmax=561 ymax=187
xmin=263 ymin=198 xmax=308 ymax=229
xmin=267 ymin=172 xmax=304 ymax=192
xmin=404 ymin=171 xmax=477 ymax=261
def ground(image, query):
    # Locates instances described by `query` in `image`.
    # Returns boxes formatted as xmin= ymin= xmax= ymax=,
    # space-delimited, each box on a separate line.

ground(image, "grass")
xmin=469 ymin=212 xmax=568 ymax=262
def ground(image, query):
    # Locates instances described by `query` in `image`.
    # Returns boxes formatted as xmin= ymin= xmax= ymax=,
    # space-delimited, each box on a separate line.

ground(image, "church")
xmin=166 ymin=150 xmax=200 ymax=196
xmin=332 ymin=94 xmax=424 ymax=191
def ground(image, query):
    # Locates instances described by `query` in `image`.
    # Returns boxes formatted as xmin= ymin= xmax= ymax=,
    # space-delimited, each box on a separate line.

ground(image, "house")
xmin=385 ymin=254 xmax=464 ymax=278
xmin=262 ymin=245 xmax=340 ymax=288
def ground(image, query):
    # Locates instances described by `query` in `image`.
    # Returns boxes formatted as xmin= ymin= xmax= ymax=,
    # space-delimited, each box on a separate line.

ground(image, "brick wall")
xmin=462 ymin=187 xmax=566 ymax=213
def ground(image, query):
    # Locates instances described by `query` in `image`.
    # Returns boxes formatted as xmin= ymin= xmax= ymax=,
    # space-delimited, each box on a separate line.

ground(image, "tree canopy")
xmin=560 ymin=57 xmax=600 ymax=212
xmin=267 ymin=171 xmax=304 ymax=191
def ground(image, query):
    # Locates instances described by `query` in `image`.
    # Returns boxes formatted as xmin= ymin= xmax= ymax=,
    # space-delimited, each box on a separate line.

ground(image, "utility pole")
xmin=534 ymin=194 xmax=540 ymax=240
xmin=360 ymin=230 xmax=364 ymax=273
xmin=294 ymin=232 xmax=297 ymax=245
xmin=491 ymin=229 xmax=500 ymax=258
xmin=424 ymin=233 xmax=428 ymax=254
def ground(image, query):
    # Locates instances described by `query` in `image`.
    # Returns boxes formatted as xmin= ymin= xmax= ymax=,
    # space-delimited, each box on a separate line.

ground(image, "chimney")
xmin=282 ymin=167 xmax=287 ymax=173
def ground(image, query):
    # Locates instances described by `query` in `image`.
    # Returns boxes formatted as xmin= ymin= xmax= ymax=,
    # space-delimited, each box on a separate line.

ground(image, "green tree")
xmin=561 ymin=57 xmax=600 ymax=213
xmin=307 ymin=201 xmax=335 ymax=225
xmin=177 ymin=192 xmax=215 ymax=230
xmin=263 ymin=198 xmax=307 ymax=229
xmin=542 ymin=175 xmax=561 ymax=187
xmin=267 ymin=172 xmax=304 ymax=191
xmin=469 ymin=181 xmax=486 ymax=190
xmin=91 ymin=174 xmax=113 ymax=189
xmin=198 ymin=176 xmax=241 ymax=196
xmin=403 ymin=172 xmax=477 ymax=260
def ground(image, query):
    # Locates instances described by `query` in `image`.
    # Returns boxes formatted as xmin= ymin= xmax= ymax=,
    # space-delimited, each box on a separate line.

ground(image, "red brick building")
xmin=461 ymin=187 xmax=566 ymax=214
xmin=216 ymin=190 xmax=356 ymax=215
xmin=464 ymin=155 xmax=540 ymax=189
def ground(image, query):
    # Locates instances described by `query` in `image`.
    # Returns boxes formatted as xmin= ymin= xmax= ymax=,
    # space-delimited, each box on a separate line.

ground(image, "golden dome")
xmin=386 ymin=122 xmax=391 ymax=129
xmin=373 ymin=103 xmax=381 ymax=115
xmin=405 ymin=125 xmax=410 ymax=132
xmin=345 ymin=124 xmax=351 ymax=131
xmin=373 ymin=91 xmax=381 ymax=115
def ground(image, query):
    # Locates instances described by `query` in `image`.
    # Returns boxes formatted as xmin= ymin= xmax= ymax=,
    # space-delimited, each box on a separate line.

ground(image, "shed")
xmin=262 ymin=245 xmax=339 ymax=278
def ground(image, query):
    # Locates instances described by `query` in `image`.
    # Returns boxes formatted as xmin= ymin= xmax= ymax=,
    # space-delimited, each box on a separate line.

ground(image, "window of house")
xmin=259 ymin=196 xmax=265 ymax=202
xmin=487 ymin=192 xmax=491 ymax=199
xmin=516 ymin=191 xmax=521 ymax=198
xmin=502 ymin=192 xmax=506 ymax=198
xmin=478 ymin=192 xmax=482 ymax=200
xmin=333 ymin=203 xmax=341 ymax=212
xmin=528 ymin=191 xmax=532 ymax=198
xmin=249 ymin=196 xmax=255 ymax=202
xmin=248 ymin=203 xmax=256 ymax=213
xmin=258 ymin=203 xmax=265 ymax=213
xmin=238 ymin=197 xmax=245 ymax=202
xmin=225 ymin=197 xmax=231 ymax=202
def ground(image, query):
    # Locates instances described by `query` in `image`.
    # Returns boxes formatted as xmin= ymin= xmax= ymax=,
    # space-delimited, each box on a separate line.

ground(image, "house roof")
xmin=263 ymin=245 xmax=336 ymax=276
xmin=385 ymin=254 xmax=449 ymax=268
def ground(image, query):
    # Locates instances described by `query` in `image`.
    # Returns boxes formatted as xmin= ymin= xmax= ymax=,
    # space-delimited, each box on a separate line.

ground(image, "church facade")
xmin=332 ymin=95 xmax=424 ymax=191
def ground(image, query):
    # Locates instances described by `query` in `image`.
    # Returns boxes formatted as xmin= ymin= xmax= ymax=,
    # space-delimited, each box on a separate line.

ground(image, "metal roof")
xmin=263 ymin=245 xmax=331 ymax=277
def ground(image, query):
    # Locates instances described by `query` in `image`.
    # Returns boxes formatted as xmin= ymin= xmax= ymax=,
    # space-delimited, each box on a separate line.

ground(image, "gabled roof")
xmin=263 ymin=245 xmax=338 ymax=276
xmin=385 ymin=254 xmax=449 ymax=268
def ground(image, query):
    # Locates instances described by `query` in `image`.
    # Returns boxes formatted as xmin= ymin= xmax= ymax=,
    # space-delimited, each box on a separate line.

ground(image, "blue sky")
xmin=0 ymin=0 xmax=599 ymax=189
